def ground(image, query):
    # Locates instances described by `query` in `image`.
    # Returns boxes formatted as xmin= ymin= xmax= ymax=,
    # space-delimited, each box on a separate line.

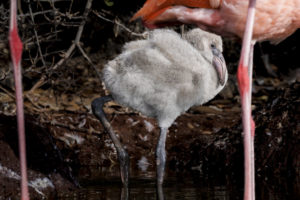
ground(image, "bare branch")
xmin=29 ymin=0 xmax=94 ymax=92
xmin=51 ymin=0 xmax=93 ymax=71
xmin=27 ymin=0 xmax=46 ymax=67
xmin=93 ymin=10 xmax=147 ymax=38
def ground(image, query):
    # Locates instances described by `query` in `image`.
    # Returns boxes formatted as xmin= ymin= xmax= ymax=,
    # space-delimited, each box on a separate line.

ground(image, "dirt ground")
xmin=0 ymin=56 xmax=299 ymax=199
xmin=0 ymin=1 xmax=299 ymax=199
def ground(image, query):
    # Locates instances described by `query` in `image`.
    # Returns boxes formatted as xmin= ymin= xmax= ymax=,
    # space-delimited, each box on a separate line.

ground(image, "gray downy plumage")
xmin=92 ymin=28 xmax=228 ymax=188
xmin=102 ymin=28 xmax=228 ymax=128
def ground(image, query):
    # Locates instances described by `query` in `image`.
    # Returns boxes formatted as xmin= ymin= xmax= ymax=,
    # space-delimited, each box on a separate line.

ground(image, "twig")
xmin=29 ymin=75 xmax=46 ymax=93
xmin=17 ymin=0 xmax=23 ymax=15
xmin=73 ymin=0 xmax=102 ymax=80
xmin=30 ymin=0 xmax=94 ymax=92
xmin=51 ymin=43 xmax=76 ymax=71
xmin=68 ymin=0 xmax=74 ymax=14
xmin=19 ymin=9 xmax=53 ymax=18
xmin=24 ymin=92 xmax=45 ymax=110
xmin=52 ymin=0 xmax=93 ymax=71
xmin=93 ymin=10 xmax=147 ymax=38
xmin=23 ymin=30 xmax=63 ymax=47
xmin=0 ymin=82 xmax=50 ymax=113
xmin=77 ymin=44 xmax=101 ymax=80
xmin=0 ymin=84 xmax=15 ymax=99
xmin=27 ymin=0 xmax=46 ymax=67
xmin=41 ymin=118 xmax=103 ymax=135
xmin=0 ymin=68 xmax=10 ymax=82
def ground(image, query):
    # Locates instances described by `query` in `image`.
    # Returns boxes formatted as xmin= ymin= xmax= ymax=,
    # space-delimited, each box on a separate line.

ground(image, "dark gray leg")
xmin=157 ymin=183 xmax=165 ymax=200
xmin=91 ymin=95 xmax=129 ymax=186
xmin=121 ymin=185 xmax=129 ymax=200
xmin=156 ymin=127 xmax=168 ymax=185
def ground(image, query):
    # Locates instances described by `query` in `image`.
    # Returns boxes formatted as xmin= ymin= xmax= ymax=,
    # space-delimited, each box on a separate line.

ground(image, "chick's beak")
xmin=212 ymin=48 xmax=227 ymax=86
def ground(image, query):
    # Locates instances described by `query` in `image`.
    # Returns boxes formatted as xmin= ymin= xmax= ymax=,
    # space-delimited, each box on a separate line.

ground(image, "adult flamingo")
xmin=131 ymin=0 xmax=300 ymax=200
xmin=9 ymin=0 xmax=29 ymax=199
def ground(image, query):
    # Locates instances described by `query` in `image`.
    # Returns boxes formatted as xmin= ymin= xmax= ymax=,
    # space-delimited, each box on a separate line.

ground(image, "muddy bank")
xmin=0 ymin=81 xmax=299 ymax=199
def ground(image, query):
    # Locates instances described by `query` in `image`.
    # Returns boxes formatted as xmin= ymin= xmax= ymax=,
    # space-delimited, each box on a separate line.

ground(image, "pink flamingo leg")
xmin=248 ymin=42 xmax=256 ymax=200
xmin=9 ymin=0 xmax=29 ymax=199
xmin=237 ymin=0 xmax=256 ymax=199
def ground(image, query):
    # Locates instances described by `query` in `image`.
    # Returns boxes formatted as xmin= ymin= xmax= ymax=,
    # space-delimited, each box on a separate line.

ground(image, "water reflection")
xmin=157 ymin=184 xmax=164 ymax=200
xmin=58 ymin=166 xmax=299 ymax=200
xmin=121 ymin=186 xmax=128 ymax=200
xmin=58 ymin=176 xmax=240 ymax=199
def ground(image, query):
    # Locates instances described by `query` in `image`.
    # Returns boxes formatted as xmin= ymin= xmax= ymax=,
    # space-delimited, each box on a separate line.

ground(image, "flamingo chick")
xmin=92 ymin=28 xmax=227 ymax=185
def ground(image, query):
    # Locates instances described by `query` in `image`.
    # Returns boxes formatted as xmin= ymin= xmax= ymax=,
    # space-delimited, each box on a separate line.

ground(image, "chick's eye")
xmin=210 ymin=43 xmax=216 ymax=48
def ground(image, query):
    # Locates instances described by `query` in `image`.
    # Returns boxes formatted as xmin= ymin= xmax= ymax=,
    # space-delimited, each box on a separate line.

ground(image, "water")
xmin=57 ymin=166 xmax=299 ymax=200
xmin=59 ymin=178 xmax=240 ymax=200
